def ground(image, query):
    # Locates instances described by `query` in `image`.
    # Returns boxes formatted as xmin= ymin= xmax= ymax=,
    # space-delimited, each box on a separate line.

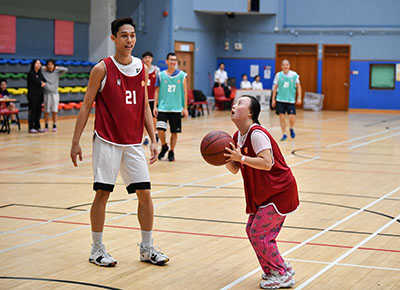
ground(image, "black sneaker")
xmin=158 ymin=144 xmax=169 ymax=160
xmin=168 ymin=150 xmax=175 ymax=162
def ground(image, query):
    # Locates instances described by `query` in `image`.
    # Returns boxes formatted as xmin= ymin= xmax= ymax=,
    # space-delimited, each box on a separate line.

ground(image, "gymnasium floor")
xmin=0 ymin=109 xmax=399 ymax=289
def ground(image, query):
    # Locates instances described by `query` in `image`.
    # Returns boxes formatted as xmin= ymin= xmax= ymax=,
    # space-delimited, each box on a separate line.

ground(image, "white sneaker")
xmin=89 ymin=244 xmax=117 ymax=267
xmin=139 ymin=243 xmax=169 ymax=265
xmin=260 ymin=270 xmax=295 ymax=289
xmin=262 ymin=262 xmax=295 ymax=279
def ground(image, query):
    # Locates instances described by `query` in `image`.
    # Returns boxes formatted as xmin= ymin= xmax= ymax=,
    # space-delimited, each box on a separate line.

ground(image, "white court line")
xmin=349 ymin=132 xmax=400 ymax=150
xmin=0 ymin=171 xmax=232 ymax=236
xmin=286 ymin=258 xmax=400 ymax=272
xmin=326 ymin=126 xmax=400 ymax=148
xmin=15 ymin=160 xmax=92 ymax=174
xmin=295 ymin=211 xmax=400 ymax=289
xmin=0 ymin=172 xmax=235 ymax=253
xmin=219 ymin=186 xmax=400 ymax=289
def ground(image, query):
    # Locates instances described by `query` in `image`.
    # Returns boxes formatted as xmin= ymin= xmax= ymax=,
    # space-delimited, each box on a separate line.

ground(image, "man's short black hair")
xmin=46 ymin=59 xmax=55 ymax=66
xmin=0 ymin=79 xmax=7 ymax=84
xmin=166 ymin=52 xmax=177 ymax=60
xmin=111 ymin=17 xmax=135 ymax=36
xmin=142 ymin=51 xmax=153 ymax=58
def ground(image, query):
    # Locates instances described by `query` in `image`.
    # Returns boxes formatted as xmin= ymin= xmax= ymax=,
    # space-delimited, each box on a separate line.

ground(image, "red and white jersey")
xmin=147 ymin=65 xmax=159 ymax=101
xmin=233 ymin=125 xmax=299 ymax=215
xmin=94 ymin=56 xmax=145 ymax=145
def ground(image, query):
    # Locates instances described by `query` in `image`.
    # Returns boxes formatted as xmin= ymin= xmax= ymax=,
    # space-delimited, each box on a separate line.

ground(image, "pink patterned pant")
xmin=246 ymin=204 xmax=286 ymax=275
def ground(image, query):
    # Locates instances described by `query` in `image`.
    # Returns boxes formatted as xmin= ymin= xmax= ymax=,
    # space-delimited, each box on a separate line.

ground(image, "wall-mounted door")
xmin=276 ymin=44 xmax=318 ymax=106
xmin=322 ymin=45 xmax=351 ymax=111
xmin=175 ymin=41 xmax=194 ymax=90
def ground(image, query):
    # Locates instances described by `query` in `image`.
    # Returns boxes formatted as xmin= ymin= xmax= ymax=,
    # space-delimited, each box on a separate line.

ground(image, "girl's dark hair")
xmin=243 ymin=95 xmax=261 ymax=125
xmin=30 ymin=59 xmax=41 ymax=71
xmin=111 ymin=17 xmax=135 ymax=36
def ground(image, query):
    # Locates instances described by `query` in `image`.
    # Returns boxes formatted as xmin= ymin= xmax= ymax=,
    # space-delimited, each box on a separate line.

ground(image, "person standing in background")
xmin=27 ymin=59 xmax=46 ymax=133
xmin=42 ymin=59 xmax=68 ymax=132
xmin=271 ymin=60 xmax=302 ymax=141
xmin=214 ymin=62 xmax=231 ymax=98
xmin=142 ymin=51 xmax=160 ymax=145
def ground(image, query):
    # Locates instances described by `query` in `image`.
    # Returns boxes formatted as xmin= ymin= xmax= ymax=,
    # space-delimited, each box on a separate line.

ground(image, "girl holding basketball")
xmin=224 ymin=95 xmax=299 ymax=289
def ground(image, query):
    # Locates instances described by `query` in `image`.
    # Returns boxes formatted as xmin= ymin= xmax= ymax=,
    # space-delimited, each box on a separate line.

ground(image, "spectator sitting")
xmin=41 ymin=59 xmax=68 ymax=132
xmin=252 ymin=75 xmax=263 ymax=90
xmin=0 ymin=79 xmax=18 ymax=125
xmin=240 ymin=74 xmax=252 ymax=90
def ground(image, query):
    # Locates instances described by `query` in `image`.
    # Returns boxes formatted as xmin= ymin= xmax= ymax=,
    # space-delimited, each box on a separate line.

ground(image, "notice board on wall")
xmin=0 ymin=15 xmax=16 ymax=53
xmin=54 ymin=20 xmax=74 ymax=55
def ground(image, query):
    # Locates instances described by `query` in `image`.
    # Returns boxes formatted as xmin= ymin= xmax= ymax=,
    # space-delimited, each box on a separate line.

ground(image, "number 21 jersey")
xmin=95 ymin=56 xmax=145 ymax=145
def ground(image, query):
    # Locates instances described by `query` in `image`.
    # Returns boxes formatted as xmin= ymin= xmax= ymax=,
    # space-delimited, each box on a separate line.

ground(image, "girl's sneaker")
xmin=260 ymin=270 xmax=295 ymax=289
xmin=262 ymin=262 xmax=295 ymax=279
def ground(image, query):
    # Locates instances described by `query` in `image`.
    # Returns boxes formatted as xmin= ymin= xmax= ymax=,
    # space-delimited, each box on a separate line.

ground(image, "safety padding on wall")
xmin=55 ymin=20 xmax=74 ymax=55
xmin=0 ymin=15 xmax=16 ymax=53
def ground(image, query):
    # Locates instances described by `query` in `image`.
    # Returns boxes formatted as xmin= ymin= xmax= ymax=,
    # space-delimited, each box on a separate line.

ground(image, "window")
xmin=370 ymin=64 xmax=395 ymax=90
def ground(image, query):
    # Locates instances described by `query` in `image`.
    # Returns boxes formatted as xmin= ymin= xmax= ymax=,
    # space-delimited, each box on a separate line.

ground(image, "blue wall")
xmin=216 ymin=58 xmax=275 ymax=90
xmin=117 ymin=0 xmax=172 ymax=70
xmin=0 ymin=17 xmax=89 ymax=60
xmin=350 ymin=61 xmax=400 ymax=110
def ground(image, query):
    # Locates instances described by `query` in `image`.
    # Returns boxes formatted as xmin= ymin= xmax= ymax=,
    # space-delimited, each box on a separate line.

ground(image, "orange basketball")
xmin=200 ymin=131 xmax=234 ymax=166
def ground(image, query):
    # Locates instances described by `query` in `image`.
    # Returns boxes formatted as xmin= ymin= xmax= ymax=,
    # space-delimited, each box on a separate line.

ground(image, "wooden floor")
xmin=1 ymin=109 xmax=399 ymax=290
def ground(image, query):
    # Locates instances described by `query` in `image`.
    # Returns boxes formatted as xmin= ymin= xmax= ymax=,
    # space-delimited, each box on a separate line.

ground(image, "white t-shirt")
xmin=237 ymin=124 xmax=272 ymax=156
xmin=252 ymin=81 xmax=263 ymax=90
xmin=273 ymin=70 xmax=300 ymax=85
xmin=214 ymin=69 xmax=228 ymax=84
xmin=100 ymin=55 xmax=142 ymax=91
xmin=240 ymin=80 xmax=252 ymax=89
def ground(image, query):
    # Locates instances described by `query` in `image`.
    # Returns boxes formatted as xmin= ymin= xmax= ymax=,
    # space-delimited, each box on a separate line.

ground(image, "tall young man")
xmin=70 ymin=17 xmax=169 ymax=267
xmin=142 ymin=51 xmax=160 ymax=145
xmin=153 ymin=52 xmax=188 ymax=162
xmin=271 ymin=60 xmax=302 ymax=141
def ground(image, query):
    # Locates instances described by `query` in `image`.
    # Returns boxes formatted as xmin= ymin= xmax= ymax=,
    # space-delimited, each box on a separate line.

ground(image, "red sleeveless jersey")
xmin=94 ymin=57 xmax=145 ymax=145
xmin=233 ymin=125 xmax=299 ymax=214
xmin=147 ymin=66 xmax=157 ymax=101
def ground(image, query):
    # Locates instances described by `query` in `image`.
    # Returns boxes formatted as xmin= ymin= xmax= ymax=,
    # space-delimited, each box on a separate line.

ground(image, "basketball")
xmin=200 ymin=131 xmax=234 ymax=166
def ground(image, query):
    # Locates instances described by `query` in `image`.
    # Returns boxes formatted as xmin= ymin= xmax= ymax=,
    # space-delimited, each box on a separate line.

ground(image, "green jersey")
xmin=157 ymin=70 xmax=187 ymax=112
xmin=276 ymin=71 xmax=298 ymax=104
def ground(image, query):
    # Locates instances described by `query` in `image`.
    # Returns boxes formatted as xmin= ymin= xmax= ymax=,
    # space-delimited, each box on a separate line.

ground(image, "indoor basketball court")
xmin=1 ymin=0 xmax=400 ymax=289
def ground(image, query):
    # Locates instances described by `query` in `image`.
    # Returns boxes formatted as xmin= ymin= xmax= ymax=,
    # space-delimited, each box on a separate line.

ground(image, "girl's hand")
xmin=224 ymin=142 xmax=242 ymax=162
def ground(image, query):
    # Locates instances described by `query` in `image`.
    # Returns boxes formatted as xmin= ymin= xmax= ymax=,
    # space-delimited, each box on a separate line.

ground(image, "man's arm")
xmin=271 ymin=83 xmax=278 ymax=108
xmin=153 ymin=87 xmax=159 ymax=117
xmin=182 ymin=77 xmax=188 ymax=118
xmin=296 ymin=83 xmax=302 ymax=105
xmin=70 ymin=62 xmax=104 ymax=167
xmin=143 ymin=66 xmax=158 ymax=164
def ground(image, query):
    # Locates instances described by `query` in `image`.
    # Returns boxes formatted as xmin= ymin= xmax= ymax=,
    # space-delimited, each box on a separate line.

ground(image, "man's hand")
xmin=182 ymin=108 xmax=188 ymax=118
xmin=271 ymin=99 xmax=276 ymax=108
xmin=296 ymin=98 xmax=302 ymax=105
xmin=149 ymin=142 xmax=158 ymax=164
xmin=70 ymin=143 xmax=83 ymax=167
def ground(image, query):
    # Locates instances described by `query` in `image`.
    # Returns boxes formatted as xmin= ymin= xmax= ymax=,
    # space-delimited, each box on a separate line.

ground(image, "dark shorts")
xmin=275 ymin=101 xmax=296 ymax=115
xmin=156 ymin=112 xmax=182 ymax=133
xmin=149 ymin=100 xmax=155 ymax=117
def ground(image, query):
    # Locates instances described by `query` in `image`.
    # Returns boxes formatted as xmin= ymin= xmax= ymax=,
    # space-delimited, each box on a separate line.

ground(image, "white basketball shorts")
xmin=92 ymin=135 xmax=151 ymax=194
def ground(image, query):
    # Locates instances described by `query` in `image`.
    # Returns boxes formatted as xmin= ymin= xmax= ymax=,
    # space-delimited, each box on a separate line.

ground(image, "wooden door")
xmin=175 ymin=41 xmax=194 ymax=91
xmin=276 ymin=44 xmax=318 ymax=106
xmin=322 ymin=45 xmax=350 ymax=111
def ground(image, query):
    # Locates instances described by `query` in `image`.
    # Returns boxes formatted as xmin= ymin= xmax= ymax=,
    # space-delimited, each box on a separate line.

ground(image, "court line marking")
xmin=219 ymin=185 xmax=400 ymax=289
xmin=349 ymin=132 xmax=400 ymax=150
xmin=326 ymin=125 xmax=400 ymax=148
xmin=286 ymin=258 xmax=400 ymax=272
xmin=2 ymin=215 xmax=400 ymax=254
xmin=0 ymin=172 xmax=232 ymax=236
xmin=0 ymin=154 xmax=308 ymax=253
xmin=295 ymin=211 xmax=400 ymax=289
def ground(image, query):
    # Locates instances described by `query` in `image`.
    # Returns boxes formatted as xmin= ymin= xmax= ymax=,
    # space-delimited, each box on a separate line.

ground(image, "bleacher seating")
xmin=0 ymin=58 xmax=95 ymax=119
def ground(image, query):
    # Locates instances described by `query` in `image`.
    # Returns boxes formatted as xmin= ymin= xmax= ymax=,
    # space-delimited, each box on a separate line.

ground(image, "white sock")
xmin=92 ymin=231 xmax=103 ymax=249
xmin=141 ymin=230 xmax=153 ymax=248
